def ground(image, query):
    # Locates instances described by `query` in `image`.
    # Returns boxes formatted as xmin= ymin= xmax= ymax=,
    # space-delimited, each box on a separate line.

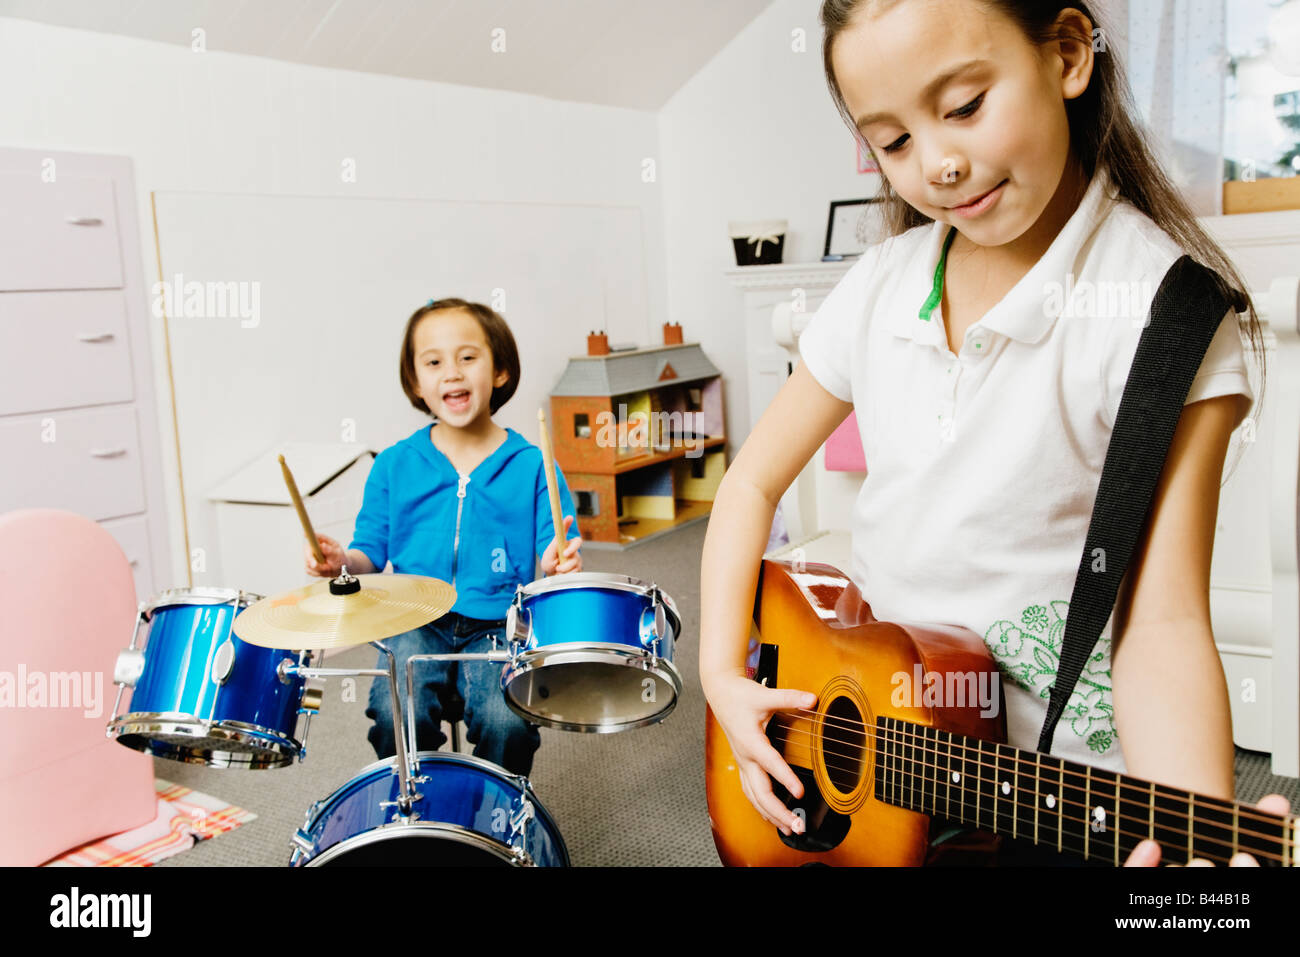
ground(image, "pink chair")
xmin=0 ymin=509 xmax=156 ymax=866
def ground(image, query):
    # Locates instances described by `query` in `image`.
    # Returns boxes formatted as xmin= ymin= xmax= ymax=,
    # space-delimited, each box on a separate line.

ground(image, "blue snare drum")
xmin=290 ymin=751 xmax=569 ymax=866
xmin=501 ymin=572 xmax=682 ymax=733
xmin=108 ymin=587 xmax=316 ymax=769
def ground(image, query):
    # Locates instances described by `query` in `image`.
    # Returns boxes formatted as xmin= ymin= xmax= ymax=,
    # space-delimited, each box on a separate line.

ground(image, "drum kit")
xmin=105 ymin=565 xmax=682 ymax=867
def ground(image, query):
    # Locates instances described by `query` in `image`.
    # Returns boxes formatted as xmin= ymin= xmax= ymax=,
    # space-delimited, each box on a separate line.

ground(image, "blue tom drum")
xmin=107 ymin=587 xmax=318 ymax=769
xmin=501 ymin=572 xmax=682 ymax=733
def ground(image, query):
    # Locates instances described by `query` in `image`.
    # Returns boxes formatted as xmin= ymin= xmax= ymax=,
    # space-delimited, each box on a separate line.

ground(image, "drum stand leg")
xmin=371 ymin=640 xmax=416 ymax=816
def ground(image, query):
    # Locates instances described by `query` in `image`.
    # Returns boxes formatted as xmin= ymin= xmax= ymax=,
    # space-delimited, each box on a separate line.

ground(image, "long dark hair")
xmin=820 ymin=0 xmax=1267 ymax=468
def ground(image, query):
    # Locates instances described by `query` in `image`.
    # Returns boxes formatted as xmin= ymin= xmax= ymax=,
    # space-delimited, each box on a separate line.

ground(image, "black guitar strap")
xmin=1037 ymin=255 xmax=1245 ymax=754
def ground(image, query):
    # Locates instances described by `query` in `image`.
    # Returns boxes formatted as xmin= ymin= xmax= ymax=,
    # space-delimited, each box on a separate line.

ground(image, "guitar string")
xmin=765 ymin=721 xmax=1296 ymax=852
xmin=770 ymin=717 xmax=1296 ymax=838
xmin=767 ymin=724 xmax=1254 ymax=837
xmin=776 ymin=708 xmax=1291 ymax=832
xmin=764 ymin=725 xmax=1291 ymax=863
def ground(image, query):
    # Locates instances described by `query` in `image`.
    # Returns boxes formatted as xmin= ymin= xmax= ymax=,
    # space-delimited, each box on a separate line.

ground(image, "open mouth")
xmin=442 ymin=390 xmax=470 ymax=411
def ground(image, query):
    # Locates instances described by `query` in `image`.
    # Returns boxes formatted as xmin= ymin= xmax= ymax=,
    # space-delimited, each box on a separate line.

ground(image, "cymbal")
xmin=233 ymin=573 xmax=456 ymax=650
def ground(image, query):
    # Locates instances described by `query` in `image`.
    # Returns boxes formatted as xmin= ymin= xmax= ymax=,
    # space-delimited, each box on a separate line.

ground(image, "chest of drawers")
xmin=0 ymin=148 xmax=171 ymax=601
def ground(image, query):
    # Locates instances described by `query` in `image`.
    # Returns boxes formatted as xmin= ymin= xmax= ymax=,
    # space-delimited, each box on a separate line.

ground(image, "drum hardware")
xmin=329 ymin=565 xmax=362 ymax=595
xmin=112 ymin=648 xmax=146 ymax=689
xmin=280 ymin=640 xmax=419 ymax=816
xmin=378 ymin=797 xmax=420 ymax=823
xmin=290 ymin=830 xmax=316 ymax=857
xmin=107 ymin=599 xmax=152 ymax=733
xmin=401 ymin=649 xmax=512 ymax=779
xmin=507 ymin=795 xmax=535 ymax=862
xmin=299 ymin=682 xmax=325 ymax=713
xmin=211 ymin=641 xmax=236 ymax=684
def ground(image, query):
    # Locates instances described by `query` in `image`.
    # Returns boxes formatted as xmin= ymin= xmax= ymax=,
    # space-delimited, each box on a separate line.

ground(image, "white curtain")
xmin=1111 ymin=0 xmax=1228 ymax=215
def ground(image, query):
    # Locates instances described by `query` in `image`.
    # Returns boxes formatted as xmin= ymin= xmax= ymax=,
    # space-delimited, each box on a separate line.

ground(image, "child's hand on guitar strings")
xmin=1122 ymin=793 xmax=1291 ymax=867
xmin=707 ymin=673 xmax=818 ymax=836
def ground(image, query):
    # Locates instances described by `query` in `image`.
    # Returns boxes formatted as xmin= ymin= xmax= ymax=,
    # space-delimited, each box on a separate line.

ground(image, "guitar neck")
xmin=873 ymin=716 xmax=1297 ymax=867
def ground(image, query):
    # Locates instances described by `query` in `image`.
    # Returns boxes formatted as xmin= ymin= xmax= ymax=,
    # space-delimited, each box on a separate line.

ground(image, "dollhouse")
xmin=549 ymin=338 xmax=726 ymax=547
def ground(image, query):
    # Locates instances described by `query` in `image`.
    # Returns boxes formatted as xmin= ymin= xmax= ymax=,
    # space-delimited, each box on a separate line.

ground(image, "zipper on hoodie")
xmin=451 ymin=472 xmax=470 ymax=588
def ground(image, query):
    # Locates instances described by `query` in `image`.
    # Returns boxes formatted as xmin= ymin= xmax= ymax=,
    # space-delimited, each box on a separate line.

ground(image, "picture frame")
xmin=823 ymin=197 xmax=882 ymax=260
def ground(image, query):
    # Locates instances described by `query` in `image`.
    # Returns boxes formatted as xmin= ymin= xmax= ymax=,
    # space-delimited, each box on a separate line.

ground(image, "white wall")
xmin=659 ymin=0 xmax=882 ymax=448
xmin=0 ymin=17 xmax=667 ymax=588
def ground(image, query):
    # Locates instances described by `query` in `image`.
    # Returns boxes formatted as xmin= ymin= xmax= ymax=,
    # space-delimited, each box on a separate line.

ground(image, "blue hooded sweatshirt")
xmin=349 ymin=424 xmax=578 ymax=619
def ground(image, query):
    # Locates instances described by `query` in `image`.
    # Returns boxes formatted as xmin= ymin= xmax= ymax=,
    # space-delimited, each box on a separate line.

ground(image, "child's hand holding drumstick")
xmin=281 ymin=453 xmax=375 ymax=578
xmin=538 ymin=409 xmax=582 ymax=576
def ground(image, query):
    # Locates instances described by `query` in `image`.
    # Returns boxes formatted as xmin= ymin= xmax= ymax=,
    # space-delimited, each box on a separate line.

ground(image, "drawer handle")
xmin=77 ymin=332 xmax=116 ymax=343
xmin=65 ymin=216 xmax=104 ymax=226
xmin=90 ymin=448 xmax=128 ymax=458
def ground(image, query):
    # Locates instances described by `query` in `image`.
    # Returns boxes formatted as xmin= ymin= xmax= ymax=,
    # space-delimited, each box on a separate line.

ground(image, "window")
xmin=575 ymin=490 xmax=599 ymax=516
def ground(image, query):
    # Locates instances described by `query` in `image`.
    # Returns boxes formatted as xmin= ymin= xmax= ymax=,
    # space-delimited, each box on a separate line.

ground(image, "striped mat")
xmin=43 ymin=780 xmax=256 ymax=867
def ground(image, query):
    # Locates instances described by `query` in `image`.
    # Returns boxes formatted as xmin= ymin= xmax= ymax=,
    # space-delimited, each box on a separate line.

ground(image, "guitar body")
xmin=706 ymin=559 xmax=1007 ymax=867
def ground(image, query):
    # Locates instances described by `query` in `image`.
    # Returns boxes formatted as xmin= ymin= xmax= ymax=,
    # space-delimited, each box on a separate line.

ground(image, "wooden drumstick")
xmin=279 ymin=454 xmax=326 ymax=564
xmin=537 ymin=408 xmax=569 ymax=569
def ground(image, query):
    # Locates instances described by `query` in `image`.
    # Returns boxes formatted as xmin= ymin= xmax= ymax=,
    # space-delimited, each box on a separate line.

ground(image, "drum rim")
xmin=145 ymin=586 xmax=265 ymax=616
xmin=299 ymin=820 xmax=529 ymax=867
xmin=109 ymin=713 xmax=302 ymax=767
xmin=297 ymin=750 xmax=570 ymax=867
xmin=501 ymin=646 xmax=683 ymax=734
xmin=516 ymin=574 xmax=682 ymax=638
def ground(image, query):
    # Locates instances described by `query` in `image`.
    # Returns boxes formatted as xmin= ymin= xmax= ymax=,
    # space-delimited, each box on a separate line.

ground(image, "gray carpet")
xmin=152 ymin=519 xmax=1298 ymax=866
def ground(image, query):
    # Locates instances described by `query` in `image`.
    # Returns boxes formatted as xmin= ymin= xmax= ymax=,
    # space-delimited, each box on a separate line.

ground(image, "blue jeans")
xmin=365 ymin=612 xmax=541 ymax=777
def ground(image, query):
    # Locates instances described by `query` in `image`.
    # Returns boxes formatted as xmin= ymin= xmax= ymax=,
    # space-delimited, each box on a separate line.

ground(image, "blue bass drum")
xmin=290 ymin=752 xmax=569 ymax=866
xmin=107 ymin=587 xmax=317 ymax=769
xmin=501 ymin=572 xmax=682 ymax=733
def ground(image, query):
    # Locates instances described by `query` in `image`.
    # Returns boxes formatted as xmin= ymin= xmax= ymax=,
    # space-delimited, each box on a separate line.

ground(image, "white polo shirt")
xmin=798 ymin=168 xmax=1254 ymax=774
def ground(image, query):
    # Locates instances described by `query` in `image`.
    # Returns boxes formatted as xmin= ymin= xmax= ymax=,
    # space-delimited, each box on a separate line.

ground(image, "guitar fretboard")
xmin=871 ymin=716 xmax=1295 ymax=866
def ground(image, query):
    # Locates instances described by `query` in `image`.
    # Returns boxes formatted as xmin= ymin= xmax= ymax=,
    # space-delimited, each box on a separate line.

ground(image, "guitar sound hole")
xmin=824 ymin=695 xmax=866 ymax=793
xmin=771 ymin=768 xmax=851 ymax=853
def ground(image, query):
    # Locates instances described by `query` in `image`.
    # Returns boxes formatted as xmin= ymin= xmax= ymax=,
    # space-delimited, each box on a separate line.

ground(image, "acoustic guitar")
xmin=704 ymin=558 xmax=1297 ymax=867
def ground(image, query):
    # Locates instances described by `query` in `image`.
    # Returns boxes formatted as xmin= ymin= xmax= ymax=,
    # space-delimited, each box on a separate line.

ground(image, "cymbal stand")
xmin=281 ymin=639 xmax=416 ymax=816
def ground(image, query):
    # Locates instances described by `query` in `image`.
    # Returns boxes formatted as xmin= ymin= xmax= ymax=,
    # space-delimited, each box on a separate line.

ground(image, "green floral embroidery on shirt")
xmin=983 ymin=600 xmax=1117 ymax=755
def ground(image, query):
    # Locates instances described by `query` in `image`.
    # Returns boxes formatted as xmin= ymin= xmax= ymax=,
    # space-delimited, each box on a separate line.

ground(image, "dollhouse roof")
xmin=550 ymin=342 xmax=721 ymax=397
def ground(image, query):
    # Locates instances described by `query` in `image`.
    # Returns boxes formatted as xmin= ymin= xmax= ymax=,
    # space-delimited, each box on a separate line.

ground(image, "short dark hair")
xmin=399 ymin=298 xmax=521 ymax=416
